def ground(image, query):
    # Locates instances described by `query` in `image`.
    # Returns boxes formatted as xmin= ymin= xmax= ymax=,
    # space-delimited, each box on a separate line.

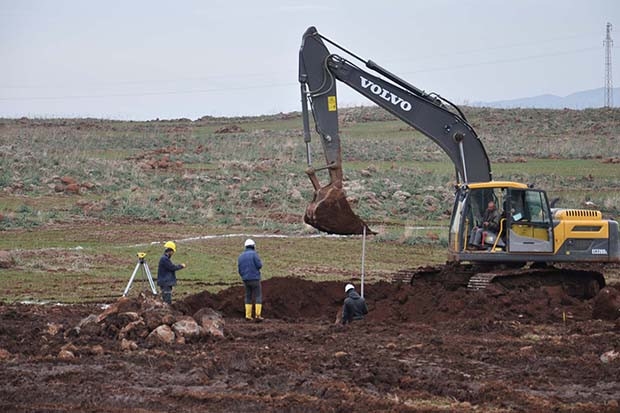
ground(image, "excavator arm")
xmin=299 ymin=26 xmax=492 ymax=234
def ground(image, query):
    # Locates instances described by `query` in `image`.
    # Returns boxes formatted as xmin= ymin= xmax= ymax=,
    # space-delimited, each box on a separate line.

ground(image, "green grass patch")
xmin=0 ymin=223 xmax=446 ymax=303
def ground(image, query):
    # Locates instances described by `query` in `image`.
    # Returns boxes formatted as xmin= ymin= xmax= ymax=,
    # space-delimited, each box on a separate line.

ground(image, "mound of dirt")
xmin=126 ymin=145 xmax=184 ymax=170
xmin=177 ymin=278 xmax=344 ymax=321
xmin=0 ymin=251 xmax=15 ymax=268
xmin=214 ymin=124 xmax=245 ymax=133
xmin=592 ymin=286 xmax=620 ymax=320
xmin=65 ymin=294 xmax=224 ymax=351
xmin=178 ymin=276 xmax=596 ymax=325
xmin=366 ymin=281 xmax=591 ymax=325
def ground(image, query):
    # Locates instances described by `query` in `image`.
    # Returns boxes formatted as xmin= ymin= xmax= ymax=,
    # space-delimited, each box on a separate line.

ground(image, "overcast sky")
xmin=1 ymin=0 xmax=618 ymax=120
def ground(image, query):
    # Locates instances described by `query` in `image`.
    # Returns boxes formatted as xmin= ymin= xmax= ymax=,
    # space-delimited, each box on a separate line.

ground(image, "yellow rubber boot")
xmin=255 ymin=304 xmax=264 ymax=322
xmin=245 ymin=304 xmax=253 ymax=321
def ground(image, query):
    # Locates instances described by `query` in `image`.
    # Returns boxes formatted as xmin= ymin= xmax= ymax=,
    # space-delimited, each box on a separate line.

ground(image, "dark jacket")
xmin=157 ymin=254 xmax=184 ymax=287
xmin=238 ymin=248 xmax=263 ymax=281
xmin=342 ymin=290 xmax=368 ymax=324
xmin=483 ymin=208 xmax=500 ymax=233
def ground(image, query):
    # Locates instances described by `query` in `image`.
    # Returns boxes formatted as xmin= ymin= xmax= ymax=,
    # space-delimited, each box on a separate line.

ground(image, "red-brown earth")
xmin=1 ymin=277 xmax=619 ymax=412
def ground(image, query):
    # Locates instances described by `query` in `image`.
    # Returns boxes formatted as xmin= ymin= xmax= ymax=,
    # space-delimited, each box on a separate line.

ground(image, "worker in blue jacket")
xmin=157 ymin=241 xmax=186 ymax=304
xmin=237 ymin=238 xmax=263 ymax=321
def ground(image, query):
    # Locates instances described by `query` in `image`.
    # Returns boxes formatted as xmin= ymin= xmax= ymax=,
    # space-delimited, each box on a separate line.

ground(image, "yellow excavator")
xmin=298 ymin=27 xmax=620 ymax=297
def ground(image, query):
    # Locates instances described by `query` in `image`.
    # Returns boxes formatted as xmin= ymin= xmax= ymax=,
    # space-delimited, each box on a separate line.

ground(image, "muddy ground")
xmin=1 ymin=277 xmax=619 ymax=412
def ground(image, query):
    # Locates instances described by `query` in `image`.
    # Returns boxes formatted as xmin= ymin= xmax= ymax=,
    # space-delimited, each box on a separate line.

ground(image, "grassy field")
xmin=0 ymin=223 xmax=444 ymax=303
xmin=0 ymin=106 xmax=619 ymax=303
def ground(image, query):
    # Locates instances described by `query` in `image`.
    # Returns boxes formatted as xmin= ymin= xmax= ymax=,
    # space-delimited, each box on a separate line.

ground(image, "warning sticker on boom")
xmin=327 ymin=96 xmax=337 ymax=112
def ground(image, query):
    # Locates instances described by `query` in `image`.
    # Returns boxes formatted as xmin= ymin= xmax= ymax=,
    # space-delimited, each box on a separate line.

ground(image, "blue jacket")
xmin=157 ymin=254 xmax=184 ymax=287
xmin=238 ymin=248 xmax=262 ymax=281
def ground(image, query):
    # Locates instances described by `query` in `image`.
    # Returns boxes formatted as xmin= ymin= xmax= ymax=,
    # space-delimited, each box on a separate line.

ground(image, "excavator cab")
xmin=450 ymin=182 xmax=555 ymax=259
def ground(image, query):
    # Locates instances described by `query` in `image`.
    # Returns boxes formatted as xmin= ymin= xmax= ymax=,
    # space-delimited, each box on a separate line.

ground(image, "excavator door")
xmin=505 ymin=189 xmax=554 ymax=253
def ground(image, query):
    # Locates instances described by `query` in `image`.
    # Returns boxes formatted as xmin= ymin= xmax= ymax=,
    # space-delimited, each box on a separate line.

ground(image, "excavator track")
xmin=394 ymin=264 xmax=605 ymax=299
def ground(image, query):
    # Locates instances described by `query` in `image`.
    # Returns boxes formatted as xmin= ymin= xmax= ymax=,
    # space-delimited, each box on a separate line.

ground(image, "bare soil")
xmin=1 ymin=278 xmax=619 ymax=412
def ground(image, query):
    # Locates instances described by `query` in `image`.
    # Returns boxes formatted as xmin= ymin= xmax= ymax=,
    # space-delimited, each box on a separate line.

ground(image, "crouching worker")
xmin=157 ymin=241 xmax=186 ymax=304
xmin=237 ymin=238 xmax=263 ymax=322
xmin=342 ymin=283 xmax=368 ymax=325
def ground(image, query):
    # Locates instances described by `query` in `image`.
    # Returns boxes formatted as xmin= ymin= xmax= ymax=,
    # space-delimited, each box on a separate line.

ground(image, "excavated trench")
xmin=176 ymin=276 xmax=616 ymax=324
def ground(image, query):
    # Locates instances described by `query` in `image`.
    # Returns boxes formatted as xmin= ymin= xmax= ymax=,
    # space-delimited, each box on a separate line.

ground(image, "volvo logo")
xmin=360 ymin=76 xmax=412 ymax=111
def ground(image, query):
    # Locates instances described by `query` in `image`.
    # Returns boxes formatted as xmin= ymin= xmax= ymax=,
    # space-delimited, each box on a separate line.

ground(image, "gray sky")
xmin=1 ymin=0 xmax=618 ymax=120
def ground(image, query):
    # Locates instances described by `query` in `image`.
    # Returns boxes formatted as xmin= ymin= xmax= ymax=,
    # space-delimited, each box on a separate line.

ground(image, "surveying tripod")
xmin=123 ymin=252 xmax=158 ymax=297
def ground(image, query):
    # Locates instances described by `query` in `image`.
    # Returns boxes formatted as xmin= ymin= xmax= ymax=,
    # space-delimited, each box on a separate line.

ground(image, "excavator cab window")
xmin=524 ymin=191 xmax=549 ymax=223
xmin=505 ymin=189 xmax=554 ymax=253
xmin=456 ymin=187 xmax=504 ymax=251
xmin=506 ymin=190 xmax=549 ymax=223
xmin=467 ymin=188 xmax=499 ymax=227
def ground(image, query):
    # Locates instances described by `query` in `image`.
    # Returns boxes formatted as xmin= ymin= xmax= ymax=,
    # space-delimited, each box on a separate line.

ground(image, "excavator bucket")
xmin=304 ymin=180 xmax=373 ymax=235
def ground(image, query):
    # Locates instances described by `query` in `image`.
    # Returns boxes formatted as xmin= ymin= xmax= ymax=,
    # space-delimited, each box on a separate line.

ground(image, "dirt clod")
xmin=214 ymin=124 xmax=245 ymax=133
xmin=0 ymin=348 xmax=11 ymax=360
xmin=592 ymin=287 xmax=620 ymax=320
xmin=0 ymin=251 xmax=15 ymax=268
xmin=148 ymin=324 xmax=175 ymax=344
xmin=58 ymin=349 xmax=75 ymax=359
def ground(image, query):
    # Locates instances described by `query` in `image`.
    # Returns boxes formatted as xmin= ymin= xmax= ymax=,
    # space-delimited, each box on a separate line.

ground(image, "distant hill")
xmin=473 ymin=87 xmax=620 ymax=109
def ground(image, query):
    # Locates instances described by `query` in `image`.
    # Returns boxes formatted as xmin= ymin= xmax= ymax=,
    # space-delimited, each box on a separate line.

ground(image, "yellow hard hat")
xmin=164 ymin=241 xmax=176 ymax=252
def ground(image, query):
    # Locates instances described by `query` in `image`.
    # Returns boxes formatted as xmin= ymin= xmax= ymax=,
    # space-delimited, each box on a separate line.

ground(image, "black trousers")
xmin=243 ymin=280 xmax=262 ymax=304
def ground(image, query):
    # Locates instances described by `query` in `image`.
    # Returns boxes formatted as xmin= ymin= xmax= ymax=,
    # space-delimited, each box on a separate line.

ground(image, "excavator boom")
xmin=299 ymin=26 xmax=491 ymax=234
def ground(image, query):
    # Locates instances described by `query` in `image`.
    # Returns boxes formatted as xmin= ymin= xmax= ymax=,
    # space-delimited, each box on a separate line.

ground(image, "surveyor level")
xmin=122 ymin=252 xmax=157 ymax=296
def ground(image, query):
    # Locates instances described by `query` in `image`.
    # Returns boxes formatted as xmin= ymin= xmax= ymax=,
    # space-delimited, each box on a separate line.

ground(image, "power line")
xmin=0 ymin=46 xmax=606 ymax=102
xmin=399 ymin=47 xmax=601 ymax=75
xmin=0 ymin=33 xmax=608 ymax=91
xmin=0 ymin=82 xmax=297 ymax=101
xmin=384 ymin=30 xmax=603 ymax=65
xmin=0 ymin=71 xmax=287 ymax=90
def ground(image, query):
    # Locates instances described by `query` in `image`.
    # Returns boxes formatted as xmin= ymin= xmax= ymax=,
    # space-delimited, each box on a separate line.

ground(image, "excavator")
xmin=298 ymin=26 xmax=620 ymax=297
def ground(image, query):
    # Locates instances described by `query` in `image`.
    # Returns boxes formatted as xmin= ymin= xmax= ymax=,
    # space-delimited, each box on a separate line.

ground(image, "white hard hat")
xmin=345 ymin=283 xmax=355 ymax=293
xmin=244 ymin=238 xmax=256 ymax=248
